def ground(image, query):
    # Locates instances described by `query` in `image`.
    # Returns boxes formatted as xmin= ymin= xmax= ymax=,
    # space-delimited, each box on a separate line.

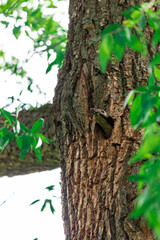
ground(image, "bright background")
xmin=0 ymin=169 xmax=64 ymax=240
xmin=0 ymin=0 xmax=69 ymax=239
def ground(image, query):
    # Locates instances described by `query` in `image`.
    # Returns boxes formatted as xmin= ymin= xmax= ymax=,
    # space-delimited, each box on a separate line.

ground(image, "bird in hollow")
xmin=90 ymin=108 xmax=114 ymax=139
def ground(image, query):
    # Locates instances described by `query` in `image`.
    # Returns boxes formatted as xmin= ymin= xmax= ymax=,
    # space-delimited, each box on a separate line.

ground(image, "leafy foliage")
xmin=0 ymin=0 xmax=67 ymax=97
xmin=99 ymin=1 xmax=160 ymax=238
xmin=30 ymin=185 xmax=56 ymax=214
xmin=0 ymin=0 xmax=67 ymax=160
xmin=0 ymin=0 xmax=67 ymax=70
xmin=0 ymin=106 xmax=52 ymax=161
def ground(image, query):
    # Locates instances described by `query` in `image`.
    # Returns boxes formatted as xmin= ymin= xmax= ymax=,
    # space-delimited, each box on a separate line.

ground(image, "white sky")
xmin=0 ymin=169 xmax=64 ymax=240
xmin=0 ymin=0 xmax=69 ymax=239
xmin=0 ymin=0 xmax=69 ymax=111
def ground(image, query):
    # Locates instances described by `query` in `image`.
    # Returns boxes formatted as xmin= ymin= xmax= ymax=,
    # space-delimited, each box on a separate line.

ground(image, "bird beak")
xmin=90 ymin=108 xmax=97 ymax=114
xmin=90 ymin=108 xmax=101 ymax=116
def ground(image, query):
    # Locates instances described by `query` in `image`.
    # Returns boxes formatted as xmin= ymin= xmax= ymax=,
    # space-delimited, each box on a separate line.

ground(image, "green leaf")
xmin=130 ymin=9 xmax=142 ymax=21
xmin=123 ymin=28 xmax=131 ymax=42
xmin=30 ymin=199 xmax=40 ymax=205
xmin=135 ymin=86 xmax=149 ymax=92
xmin=123 ymin=90 xmax=135 ymax=107
xmin=140 ymin=110 xmax=157 ymax=129
xmin=41 ymin=200 xmax=48 ymax=212
xmin=20 ymin=123 xmax=30 ymax=133
xmin=33 ymin=133 xmax=50 ymax=143
xmin=47 ymin=3 xmax=57 ymax=8
xmin=128 ymin=174 xmax=146 ymax=182
xmin=129 ymin=151 xmax=152 ymax=165
xmin=148 ymin=13 xmax=160 ymax=30
xmin=113 ymin=31 xmax=126 ymax=61
xmin=99 ymin=34 xmax=113 ymax=73
xmin=130 ymin=94 xmax=142 ymax=128
xmin=101 ymin=24 xmax=121 ymax=36
xmin=1 ymin=21 xmax=9 ymax=28
xmin=126 ymin=33 xmax=144 ymax=53
xmin=0 ymin=128 xmax=15 ymax=151
xmin=148 ymin=72 xmax=155 ymax=86
xmin=16 ymin=135 xmax=23 ymax=149
xmin=0 ymin=109 xmax=14 ymax=124
xmin=128 ymin=173 xmax=146 ymax=193
xmin=31 ymin=138 xmax=38 ymax=148
xmin=0 ymin=50 xmax=4 ymax=58
xmin=41 ymin=199 xmax=55 ymax=214
xmin=27 ymin=77 xmax=33 ymax=92
xmin=137 ymin=160 xmax=153 ymax=192
xmin=46 ymin=61 xmax=55 ymax=74
xmin=123 ymin=9 xmax=142 ymax=27
xmin=20 ymin=134 xmax=33 ymax=160
xmin=154 ymin=65 xmax=160 ymax=81
xmin=30 ymin=8 xmax=41 ymax=17
xmin=25 ymin=30 xmax=34 ymax=41
xmin=34 ymin=147 xmax=42 ymax=163
xmin=123 ymin=5 xmax=141 ymax=19
xmin=122 ymin=19 xmax=136 ymax=28
xmin=31 ymin=118 xmax=44 ymax=133
xmin=13 ymin=26 xmax=21 ymax=39
xmin=152 ymin=29 xmax=160 ymax=48
xmin=130 ymin=128 xmax=160 ymax=164
xmin=134 ymin=28 xmax=148 ymax=56
xmin=130 ymin=188 xmax=154 ymax=218
xmin=130 ymin=93 xmax=157 ymax=129
xmin=145 ymin=207 xmax=160 ymax=239
xmin=138 ymin=14 xmax=146 ymax=29
xmin=135 ymin=85 xmax=160 ymax=92
xmin=150 ymin=52 xmax=160 ymax=67
xmin=45 ymin=185 xmax=55 ymax=191
xmin=144 ymin=131 xmax=160 ymax=154
xmin=49 ymin=200 xmax=55 ymax=214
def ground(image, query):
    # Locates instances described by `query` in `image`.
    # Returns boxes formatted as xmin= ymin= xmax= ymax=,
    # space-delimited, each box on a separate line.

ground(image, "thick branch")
xmin=0 ymin=104 xmax=60 ymax=177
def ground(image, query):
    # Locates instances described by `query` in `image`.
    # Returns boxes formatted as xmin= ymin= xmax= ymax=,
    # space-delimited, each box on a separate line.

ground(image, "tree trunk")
xmin=53 ymin=0 xmax=155 ymax=239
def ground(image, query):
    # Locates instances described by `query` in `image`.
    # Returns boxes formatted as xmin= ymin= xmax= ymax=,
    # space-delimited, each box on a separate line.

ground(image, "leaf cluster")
xmin=30 ymin=185 xmax=56 ymax=214
xmin=0 ymin=0 xmax=67 ymax=98
xmin=0 ymin=106 xmax=52 ymax=162
xmin=99 ymin=2 xmax=160 ymax=73
xmin=99 ymin=1 xmax=160 ymax=238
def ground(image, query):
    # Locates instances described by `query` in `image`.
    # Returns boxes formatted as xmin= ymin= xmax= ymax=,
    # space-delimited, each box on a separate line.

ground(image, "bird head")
xmin=90 ymin=108 xmax=108 ymax=118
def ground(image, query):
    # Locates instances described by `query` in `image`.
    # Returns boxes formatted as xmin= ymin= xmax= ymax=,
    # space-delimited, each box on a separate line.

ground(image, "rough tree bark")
xmin=53 ymin=0 xmax=155 ymax=239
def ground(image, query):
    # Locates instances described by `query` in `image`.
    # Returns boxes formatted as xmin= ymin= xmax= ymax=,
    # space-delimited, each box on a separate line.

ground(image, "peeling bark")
xmin=0 ymin=104 xmax=59 ymax=177
xmin=53 ymin=0 xmax=156 ymax=239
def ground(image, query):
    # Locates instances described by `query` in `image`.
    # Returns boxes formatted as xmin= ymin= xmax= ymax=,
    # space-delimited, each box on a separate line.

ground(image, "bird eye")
xmin=101 ymin=110 xmax=105 ymax=113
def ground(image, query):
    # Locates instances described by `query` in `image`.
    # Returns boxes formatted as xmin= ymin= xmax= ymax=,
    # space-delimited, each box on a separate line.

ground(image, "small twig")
xmin=0 ymin=192 xmax=15 ymax=207
xmin=5 ymin=0 xmax=21 ymax=15
xmin=29 ymin=38 xmax=67 ymax=59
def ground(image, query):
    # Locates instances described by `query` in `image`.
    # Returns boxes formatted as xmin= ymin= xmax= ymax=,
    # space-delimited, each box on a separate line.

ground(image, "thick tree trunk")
xmin=53 ymin=0 xmax=155 ymax=239
xmin=0 ymin=104 xmax=59 ymax=176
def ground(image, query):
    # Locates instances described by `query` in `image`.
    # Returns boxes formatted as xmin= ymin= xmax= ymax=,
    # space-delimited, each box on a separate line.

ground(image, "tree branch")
xmin=0 ymin=103 xmax=60 ymax=177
